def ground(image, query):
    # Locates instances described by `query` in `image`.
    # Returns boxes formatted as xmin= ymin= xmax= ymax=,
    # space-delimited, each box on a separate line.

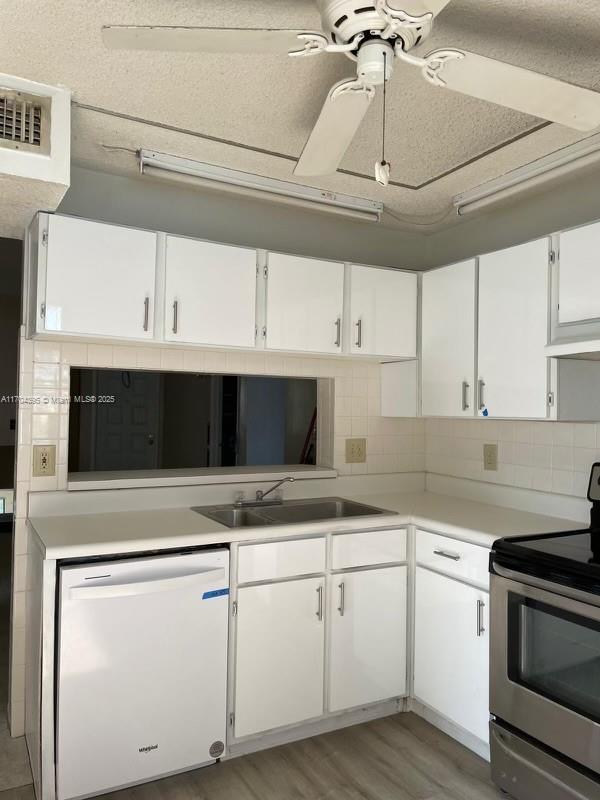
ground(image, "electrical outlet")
xmin=346 ymin=438 xmax=366 ymax=464
xmin=483 ymin=443 xmax=498 ymax=472
xmin=32 ymin=444 xmax=56 ymax=477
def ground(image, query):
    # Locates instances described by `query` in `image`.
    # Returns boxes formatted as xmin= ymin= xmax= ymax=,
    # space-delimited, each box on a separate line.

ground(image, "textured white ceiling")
xmin=2 ymin=0 xmax=600 ymax=231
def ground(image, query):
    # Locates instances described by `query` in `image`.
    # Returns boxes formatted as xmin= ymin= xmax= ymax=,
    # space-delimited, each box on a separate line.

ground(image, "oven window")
xmin=508 ymin=593 xmax=600 ymax=722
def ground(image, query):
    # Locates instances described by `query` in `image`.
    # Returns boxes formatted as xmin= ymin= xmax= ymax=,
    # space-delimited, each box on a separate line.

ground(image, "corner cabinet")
xmin=421 ymin=259 xmax=476 ymax=417
xmin=164 ymin=235 xmax=257 ymax=348
xmin=29 ymin=214 xmax=157 ymax=341
xmin=478 ymin=238 xmax=551 ymax=419
xmin=348 ymin=265 xmax=417 ymax=358
xmin=264 ymin=252 xmax=344 ymax=355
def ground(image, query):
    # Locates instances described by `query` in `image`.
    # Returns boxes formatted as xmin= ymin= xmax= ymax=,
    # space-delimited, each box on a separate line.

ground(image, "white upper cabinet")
xmin=558 ymin=221 xmax=600 ymax=324
xmin=478 ymin=238 xmax=550 ymax=419
xmin=422 ymin=260 xmax=476 ymax=417
xmin=327 ymin=566 xmax=407 ymax=713
xmin=39 ymin=215 xmax=157 ymax=340
xmin=164 ymin=236 xmax=257 ymax=348
xmin=348 ymin=265 xmax=417 ymax=358
xmin=265 ymin=252 xmax=344 ymax=354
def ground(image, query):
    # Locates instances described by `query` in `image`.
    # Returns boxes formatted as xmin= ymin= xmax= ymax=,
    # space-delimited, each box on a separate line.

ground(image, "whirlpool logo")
xmin=139 ymin=744 xmax=159 ymax=754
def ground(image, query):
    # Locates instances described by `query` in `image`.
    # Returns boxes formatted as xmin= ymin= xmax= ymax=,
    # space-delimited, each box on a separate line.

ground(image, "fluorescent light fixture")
xmin=138 ymin=150 xmax=383 ymax=223
xmin=454 ymin=132 xmax=600 ymax=217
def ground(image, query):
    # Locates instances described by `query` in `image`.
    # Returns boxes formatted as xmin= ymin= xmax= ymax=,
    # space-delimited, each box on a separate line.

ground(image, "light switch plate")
xmin=346 ymin=438 xmax=367 ymax=464
xmin=483 ymin=443 xmax=498 ymax=472
xmin=32 ymin=444 xmax=56 ymax=477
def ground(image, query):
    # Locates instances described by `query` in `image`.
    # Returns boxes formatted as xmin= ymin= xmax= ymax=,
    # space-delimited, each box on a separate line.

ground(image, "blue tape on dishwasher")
xmin=202 ymin=588 xmax=230 ymax=600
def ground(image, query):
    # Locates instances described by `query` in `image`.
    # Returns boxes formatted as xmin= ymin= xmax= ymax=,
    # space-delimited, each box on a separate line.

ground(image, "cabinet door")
xmin=234 ymin=577 xmax=325 ymax=738
xmin=558 ymin=222 xmax=600 ymax=325
xmin=165 ymin=236 xmax=257 ymax=347
xmin=349 ymin=265 xmax=417 ymax=358
xmin=328 ymin=566 xmax=407 ymax=712
xmin=414 ymin=567 xmax=489 ymax=743
xmin=478 ymin=238 xmax=550 ymax=419
xmin=265 ymin=253 xmax=344 ymax=354
xmin=43 ymin=215 xmax=157 ymax=339
xmin=422 ymin=260 xmax=476 ymax=416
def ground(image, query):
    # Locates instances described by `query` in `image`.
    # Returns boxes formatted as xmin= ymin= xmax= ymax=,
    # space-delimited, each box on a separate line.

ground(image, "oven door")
xmin=491 ymin=566 xmax=600 ymax=774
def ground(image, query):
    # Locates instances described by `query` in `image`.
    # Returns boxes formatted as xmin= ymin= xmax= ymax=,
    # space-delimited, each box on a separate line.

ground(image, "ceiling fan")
xmin=102 ymin=0 xmax=600 ymax=185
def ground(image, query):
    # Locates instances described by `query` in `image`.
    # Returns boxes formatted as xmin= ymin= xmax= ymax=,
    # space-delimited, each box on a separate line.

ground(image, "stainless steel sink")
xmin=193 ymin=497 xmax=394 ymax=529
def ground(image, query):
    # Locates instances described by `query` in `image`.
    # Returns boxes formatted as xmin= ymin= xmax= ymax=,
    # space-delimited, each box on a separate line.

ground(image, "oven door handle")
xmin=493 ymin=563 xmax=600 ymax=611
xmin=491 ymin=726 xmax=592 ymax=800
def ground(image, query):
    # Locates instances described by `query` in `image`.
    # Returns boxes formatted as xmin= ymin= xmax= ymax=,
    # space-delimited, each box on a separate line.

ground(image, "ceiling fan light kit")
xmin=104 ymin=0 xmax=600 ymax=191
xmin=138 ymin=149 xmax=384 ymax=223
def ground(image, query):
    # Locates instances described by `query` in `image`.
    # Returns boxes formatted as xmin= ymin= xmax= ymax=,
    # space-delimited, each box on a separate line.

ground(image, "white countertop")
xmin=29 ymin=490 xmax=583 ymax=560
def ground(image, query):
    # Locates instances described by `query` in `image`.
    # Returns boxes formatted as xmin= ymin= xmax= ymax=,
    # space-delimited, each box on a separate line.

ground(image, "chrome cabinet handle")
xmin=478 ymin=379 xmax=486 ymax=410
xmin=462 ymin=381 xmax=470 ymax=411
xmin=316 ymin=585 xmax=323 ymax=621
xmin=337 ymin=582 xmax=345 ymax=616
xmin=433 ymin=549 xmax=461 ymax=561
xmin=334 ymin=317 xmax=341 ymax=348
xmin=143 ymin=296 xmax=150 ymax=332
xmin=355 ymin=319 xmax=362 ymax=348
xmin=172 ymin=300 xmax=179 ymax=335
xmin=477 ymin=598 xmax=486 ymax=637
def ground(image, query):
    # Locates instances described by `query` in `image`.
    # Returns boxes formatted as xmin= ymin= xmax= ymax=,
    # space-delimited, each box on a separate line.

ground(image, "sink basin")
xmin=193 ymin=497 xmax=393 ymax=529
xmin=193 ymin=506 xmax=272 ymax=528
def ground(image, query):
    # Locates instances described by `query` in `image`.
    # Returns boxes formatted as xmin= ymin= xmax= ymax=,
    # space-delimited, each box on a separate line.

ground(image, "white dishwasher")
xmin=56 ymin=548 xmax=229 ymax=800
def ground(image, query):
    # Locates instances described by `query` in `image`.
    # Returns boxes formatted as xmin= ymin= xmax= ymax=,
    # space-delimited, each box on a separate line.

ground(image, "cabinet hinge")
xmin=40 ymin=303 xmax=46 ymax=319
xmin=549 ymin=250 xmax=556 ymax=265
xmin=41 ymin=230 xmax=48 ymax=246
xmin=263 ymin=265 xmax=268 ymax=279
xmin=547 ymin=391 xmax=555 ymax=407
xmin=261 ymin=326 xmax=267 ymax=339
xmin=229 ymin=712 xmax=235 ymax=727
xmin=232 ymin=600 xmax=238 ymax=617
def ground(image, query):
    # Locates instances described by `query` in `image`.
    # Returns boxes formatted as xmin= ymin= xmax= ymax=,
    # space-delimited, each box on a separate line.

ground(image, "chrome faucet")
xmin=255 ymin=476 xmax=295 ymax=502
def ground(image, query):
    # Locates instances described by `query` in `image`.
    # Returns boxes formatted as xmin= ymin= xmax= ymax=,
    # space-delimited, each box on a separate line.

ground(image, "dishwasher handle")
xmin=69 ymin=566 xmax=227 ymax=600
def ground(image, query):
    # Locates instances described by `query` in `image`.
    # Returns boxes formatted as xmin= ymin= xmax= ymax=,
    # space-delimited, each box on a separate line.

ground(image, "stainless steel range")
xmin=490 ymin=463 xmax=600 ymax=800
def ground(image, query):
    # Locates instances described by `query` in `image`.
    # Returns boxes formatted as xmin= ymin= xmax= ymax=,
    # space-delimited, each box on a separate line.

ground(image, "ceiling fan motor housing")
xmin=316 ymin=0 xmax=432 ymax=54
xmin=357 ymin=40 xmax=394 ymax=84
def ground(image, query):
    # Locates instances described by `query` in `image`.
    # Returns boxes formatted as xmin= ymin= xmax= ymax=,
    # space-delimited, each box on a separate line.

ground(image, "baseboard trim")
xmin=409 ymin=698 xmax=490 ymax=762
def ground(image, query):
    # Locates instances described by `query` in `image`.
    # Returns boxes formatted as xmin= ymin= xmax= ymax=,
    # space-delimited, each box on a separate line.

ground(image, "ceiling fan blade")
xmin=102 ymin=26 xmax=318 ymax=54
xmin=397 ymin=0 xmax=453 ymax=16
xmin=426 ymin=49 xmax=600 ymax=131
xmin=294 ymin=80 xmax=375 ymax=177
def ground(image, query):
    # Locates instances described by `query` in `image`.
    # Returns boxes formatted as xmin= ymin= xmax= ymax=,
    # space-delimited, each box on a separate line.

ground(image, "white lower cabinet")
xmin=328 ymin=566 xmax=407 ymax=712
xmin=233 ymin=577 xmax=325 ymax=738
xmin=413 ymin=566 xmax=489 ymax=743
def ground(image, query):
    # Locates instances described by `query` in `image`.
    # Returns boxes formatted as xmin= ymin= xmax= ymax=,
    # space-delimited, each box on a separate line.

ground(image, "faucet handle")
xmin=233 ymin=491 xmax=245 ymax=507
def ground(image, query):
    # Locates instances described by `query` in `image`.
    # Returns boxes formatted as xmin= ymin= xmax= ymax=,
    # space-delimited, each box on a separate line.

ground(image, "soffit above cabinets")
xmin=2 ymin=0 xmax=600 ymax=231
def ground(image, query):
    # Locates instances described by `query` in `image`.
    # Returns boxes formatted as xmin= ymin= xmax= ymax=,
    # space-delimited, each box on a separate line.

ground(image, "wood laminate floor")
xmin=0 ymin=711 xmax=504 ymax=800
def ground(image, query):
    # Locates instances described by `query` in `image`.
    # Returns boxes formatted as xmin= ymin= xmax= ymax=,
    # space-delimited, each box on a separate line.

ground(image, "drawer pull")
xmin=477 ymin=598 xmax=486 ymax=637
xmin=433 ymin=549 xmax=461 ymax=561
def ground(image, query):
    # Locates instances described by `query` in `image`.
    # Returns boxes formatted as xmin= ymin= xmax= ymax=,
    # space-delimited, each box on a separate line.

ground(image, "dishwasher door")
xmin=56 ymin=549 xmax=229 ymax=800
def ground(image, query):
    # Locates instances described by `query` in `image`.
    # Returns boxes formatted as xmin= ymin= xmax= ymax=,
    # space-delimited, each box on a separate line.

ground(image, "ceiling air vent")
xmin=0 ymin=89 xmax=50 ymax=155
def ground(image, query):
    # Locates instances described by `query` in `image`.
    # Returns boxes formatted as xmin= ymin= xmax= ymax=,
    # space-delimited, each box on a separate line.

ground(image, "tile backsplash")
xmin=426 ymin=418 xmax=599 ymax=498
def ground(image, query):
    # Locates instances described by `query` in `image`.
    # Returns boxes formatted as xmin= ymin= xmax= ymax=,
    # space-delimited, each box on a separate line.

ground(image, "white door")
xmin=43 ymin=215 xmax=157 ymax=339
xmin=558 ymin=221 xmax=600 ymax=324
xmin=478 ymin=238 xmax=550 ymax=419
xmin=422 ymin=260 xmax=476 ymax=416
xmin=265 ymin=252 xmax=344 ymax=354
xmin=234 ymin=577 xmax=325 ymax=737
xmin=349 ymin=265 xmax=417 ymax=358
xmin=165 ymin=236 xmax=257 ymax=347
xmin=56 ymin=550 xmax=229 ymax=800
xmin=414 ymin=567 xmax=489 ymax=743
xmin=328 ymin=566 xmax=407 ymax=712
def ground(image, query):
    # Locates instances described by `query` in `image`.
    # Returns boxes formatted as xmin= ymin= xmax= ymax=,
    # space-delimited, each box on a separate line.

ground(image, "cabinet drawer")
xmin=332 ymin=529 xmax=407 ymax=570
xmin=415 ymin=530 xmax=489 ymax=589
xmin=237 ymin=537 xmax=326 ymax=583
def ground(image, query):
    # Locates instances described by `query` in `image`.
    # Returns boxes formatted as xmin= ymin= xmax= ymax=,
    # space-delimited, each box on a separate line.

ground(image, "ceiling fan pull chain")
xmin=375 ymin=51 xmax=391 ymax=187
